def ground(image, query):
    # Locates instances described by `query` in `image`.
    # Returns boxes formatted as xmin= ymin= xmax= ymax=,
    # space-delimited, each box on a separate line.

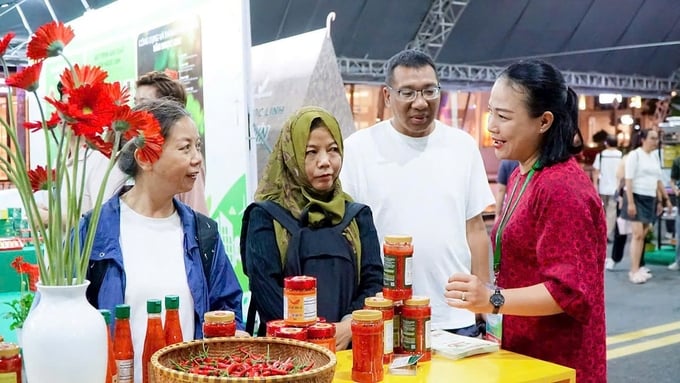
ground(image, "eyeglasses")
xmin=386 ymin=85 xmax=441 ymax=102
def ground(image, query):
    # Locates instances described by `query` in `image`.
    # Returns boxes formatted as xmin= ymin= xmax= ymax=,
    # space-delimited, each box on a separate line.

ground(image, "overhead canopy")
xmin=2 ymin=0 xmax=679 ymax=94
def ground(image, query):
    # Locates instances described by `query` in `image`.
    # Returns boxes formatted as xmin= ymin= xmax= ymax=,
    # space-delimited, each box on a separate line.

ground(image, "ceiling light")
xmin=620 ymin=114 xmax=634 ymax=126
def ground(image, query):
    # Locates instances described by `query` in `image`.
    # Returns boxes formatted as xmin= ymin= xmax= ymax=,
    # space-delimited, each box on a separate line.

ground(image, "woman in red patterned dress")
xmin=444 ymin=60 xmax=607 ymax=382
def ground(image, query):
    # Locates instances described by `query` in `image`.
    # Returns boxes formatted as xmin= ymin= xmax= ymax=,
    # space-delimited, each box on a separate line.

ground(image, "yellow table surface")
xmin=332 ymin=350 xmax=575 ymax=383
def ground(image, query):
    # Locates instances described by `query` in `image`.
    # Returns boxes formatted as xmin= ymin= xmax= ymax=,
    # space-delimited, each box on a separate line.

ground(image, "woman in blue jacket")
xmin=83 ymin=99 xmax=244 ymax=382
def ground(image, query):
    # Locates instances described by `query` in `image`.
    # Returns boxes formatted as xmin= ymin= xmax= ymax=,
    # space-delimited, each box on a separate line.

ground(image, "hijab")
xmin=254 ymin=106 xmax=362 ymax=265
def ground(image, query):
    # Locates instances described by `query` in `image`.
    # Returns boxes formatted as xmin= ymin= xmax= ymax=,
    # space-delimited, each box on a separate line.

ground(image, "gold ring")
xmin=461 ymin=292 xmax=466 ymax=301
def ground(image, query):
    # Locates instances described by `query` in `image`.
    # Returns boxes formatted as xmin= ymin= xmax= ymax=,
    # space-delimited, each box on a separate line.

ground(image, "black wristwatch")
xmin=489 ymin=288 xmax=505 ymax=314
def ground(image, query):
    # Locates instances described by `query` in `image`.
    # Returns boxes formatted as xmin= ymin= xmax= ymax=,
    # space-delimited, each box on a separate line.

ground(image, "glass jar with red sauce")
xmin=266 ymin=319 xmax=287 ymax=337
xmin=283 ymin=276 xmax=317 ymax=327
xmin=203 ymin=310 xmax=236 ymax=338
xmin=401 ymin=296 xmax=431 ymax=361
xmin=307 ymin=322 xmax=336 ymax=353
xmin=382 ymin=235 xmax=413 ymax=301
xmin=364 ymin=296 xmax=394 ymax=364
xmin=351 ymin=309 xmax=384 ymax=383
xmin=0 ymin=342 xmax=21 ymax=383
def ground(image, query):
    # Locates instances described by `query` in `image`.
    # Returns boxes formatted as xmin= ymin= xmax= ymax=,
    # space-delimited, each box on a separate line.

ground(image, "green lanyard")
xmin=493 ymin=162 xmax=540 ymax=278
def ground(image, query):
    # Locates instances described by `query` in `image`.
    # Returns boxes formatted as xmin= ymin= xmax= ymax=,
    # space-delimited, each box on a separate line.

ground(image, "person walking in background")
xmin=668 ymin=154 xmax=680 ymax=271
xmin=84 ymin=99 xmax=245 ymax=383
xmin=592 ymin=135 xmax=623 ymax=238
xmin=445 ymin=60 xmax=606 ymax=382
xmin=621 ymin=128 xmax=672 ymax=284
xmin=340 ymin=49 xmax=494 ymax=337
xmin=495 ymin=160 xmax=520 ymax=222
xmin=242 ymin=106 xmax=383 ymax=350
xmin=135 ymin=71 xmax=208 ymax=215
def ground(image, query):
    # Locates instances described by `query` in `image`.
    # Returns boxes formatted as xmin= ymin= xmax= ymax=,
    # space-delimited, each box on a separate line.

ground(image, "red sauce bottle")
xmin=164 ymin=295 xmax=183 ymax=345
xmin=382 ymin=235 xmax=413 ymax=301
xmin=0 ymin=342 xmax=21 ymax=383
xmin=113 ymin=304 xmax=134 ymax=383
xmin=99 ymin=309 xmax=118 ymax=383
xmin=402 ymin=296 xmax=432 ymax=361
xmin=351 ymin=309 xmax=384 ymax=383
xmin=142 ymin=299 xmax=166 ymax=383
xmin=283 ymin=276 xmax=317 ymax=327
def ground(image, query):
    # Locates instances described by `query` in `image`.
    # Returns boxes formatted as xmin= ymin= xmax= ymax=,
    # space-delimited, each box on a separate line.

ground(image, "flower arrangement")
xmin=0 ymin=22 xmax=164 ymax=286
xmin=3 ymin=256 xmax=39 ymax=330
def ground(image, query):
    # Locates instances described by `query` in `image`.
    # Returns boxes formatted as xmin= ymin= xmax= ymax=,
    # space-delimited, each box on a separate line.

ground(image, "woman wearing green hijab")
xmin=242 ymin=106 xmax=383 ymax=350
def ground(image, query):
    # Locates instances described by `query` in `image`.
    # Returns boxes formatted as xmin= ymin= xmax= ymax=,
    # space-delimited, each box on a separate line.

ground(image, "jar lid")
xmin=204 ymin=310 xmax=235 ymax=323
xmin=99 ymin=309 xmax=112 ymax=325
xmin=165 ymin=295 xmax=180 ymax=310
xmin=284 ymin=275 xmax=317 ymax=290
xmin=307 ymin=322 xmax=336 ymax=338
xmin=384 ymin=235 xmax=412 ymax=244
xmin=404 ymin=296 xmax=430 ymax=306
xmin=0 ymin=342 xmax=20 ymax=358
xmin=278 ymin=327 xmax=306 ymax=335
xmin=352 ymin=309 xmax=382 ymax=322
xmin=147 ymin=299 xmax=162 ymax=314
xmin=365 ymin=296 xmax=394 ymax=308
xmin=115 ymin=304 xmax=130 ymax=319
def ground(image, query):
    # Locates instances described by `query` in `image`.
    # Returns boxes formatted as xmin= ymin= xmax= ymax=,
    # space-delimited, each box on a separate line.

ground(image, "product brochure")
xmin=430 ymin=329 xmax=500 ymax=360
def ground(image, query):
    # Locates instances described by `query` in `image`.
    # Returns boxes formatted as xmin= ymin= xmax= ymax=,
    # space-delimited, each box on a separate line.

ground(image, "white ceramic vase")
xmin=22 ymin=280 xmax=108 ymax=383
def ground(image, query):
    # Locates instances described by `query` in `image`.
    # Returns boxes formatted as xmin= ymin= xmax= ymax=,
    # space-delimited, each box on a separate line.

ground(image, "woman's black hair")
xmin=500 ymin=60 xmax=583 ymax=168
xmin=117 ymin=99 xmax=191 ymax=177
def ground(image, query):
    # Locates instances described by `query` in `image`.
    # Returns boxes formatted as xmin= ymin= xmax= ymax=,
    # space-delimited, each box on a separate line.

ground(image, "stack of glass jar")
xmin=265 ymin=275 xmax=337 ymax=353
xmin=381 ymin=235 xmax=431 ymax=361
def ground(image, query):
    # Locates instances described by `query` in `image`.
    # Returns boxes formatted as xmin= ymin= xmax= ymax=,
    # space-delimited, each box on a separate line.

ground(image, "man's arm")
xmin=466 ymin=213 xmax=490 ymax=284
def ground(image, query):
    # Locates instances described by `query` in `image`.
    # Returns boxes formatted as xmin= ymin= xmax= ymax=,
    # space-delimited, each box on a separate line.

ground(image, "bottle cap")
xmin=284 ymin=275 xmax=317 ymax=290
xmin=404 ymin=296 xmax=430 ymax=306
xmin=165 ymin=295 xmax=180 ymax=310
xmin=204 ymin=310 xmax=235 ymax=323
xmin=147 ymin=299 xmax=162 ymax=314
xmin=99 ymin=309 xmax=112 ymax=325
xmin=352 ymin=309 xmax=382 ymax=322
xmin=365 ymin=296 xmax=394 ymax=308
xmin=0 ymin=342 xmax=20 ymax=358
xmin=384 ymin=235 xmax=412 ymax=244
xmin=115 ymin=304 xmax=130 ymax=319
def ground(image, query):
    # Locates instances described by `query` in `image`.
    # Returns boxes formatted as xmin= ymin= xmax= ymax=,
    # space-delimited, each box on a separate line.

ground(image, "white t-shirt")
xmin=340 ymin=120 xmax=494 ymax=330
xmin=592 ymin=148 xmax=623 ymax=196
xmin=625 ymin=148 xmax=662 ymax=197
xmin=119 ymin=201 xmax=194 ymax=383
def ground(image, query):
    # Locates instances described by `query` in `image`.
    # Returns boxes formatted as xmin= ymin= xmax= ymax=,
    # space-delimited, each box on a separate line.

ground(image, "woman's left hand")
xmin=444 ymin=273 xmax=493 ymax=313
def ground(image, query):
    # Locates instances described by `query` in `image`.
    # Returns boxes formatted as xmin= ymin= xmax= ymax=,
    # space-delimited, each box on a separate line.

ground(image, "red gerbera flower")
xmin=132 ymin=117 xmax=165 ymax=164
xmin=26 ymin=264 xmax=40 ymax=292
xmin=46 ymin=82 xmax=116 ymax=138
xmin=104 ymin=82 xmax=130 ymax=106
xmin=5 ymin=61 xmax=43 ymax=92
xmin=60 ymin=64 xmax=108 ymax=93
xmin=23 ymin=111 xmax=61 ymax=132
xmin=0 ymin=32 xmax=15 ymax=56
xmin=28 ymin=165 xmax=54 ymax=192
xmin=85 ymin=135 xmax=114 ymax=159
xmin=11 ymin=256 xmax=27 ymax=274
xmin=26 ymin=21 xmax=75 ymax=60
xmin=112 ymin=106 xmax=152 ymax=136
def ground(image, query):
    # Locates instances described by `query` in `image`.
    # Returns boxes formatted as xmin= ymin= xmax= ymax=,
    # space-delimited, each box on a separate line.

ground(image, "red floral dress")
xmin=491 ymin=158 xmax=607 ymax=383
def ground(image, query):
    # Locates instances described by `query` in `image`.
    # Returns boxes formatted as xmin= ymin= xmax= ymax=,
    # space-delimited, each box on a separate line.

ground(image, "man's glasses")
xmin=386 ymin=85 xmax=441 ymax=102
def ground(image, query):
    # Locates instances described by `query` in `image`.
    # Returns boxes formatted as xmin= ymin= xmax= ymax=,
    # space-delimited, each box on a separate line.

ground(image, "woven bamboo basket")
xmin=151 ymin=337 xmax=336 ymax=383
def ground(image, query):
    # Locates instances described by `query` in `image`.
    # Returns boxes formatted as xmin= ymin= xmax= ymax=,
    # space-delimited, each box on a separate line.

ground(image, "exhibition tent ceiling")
xmin=1 ymin=0 xmax=679 ymax=94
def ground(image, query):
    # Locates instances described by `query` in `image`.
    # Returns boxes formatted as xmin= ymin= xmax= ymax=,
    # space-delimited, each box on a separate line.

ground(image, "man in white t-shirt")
xmin=592 ymin=135 xmax=622 ymax=238
xmin=340 ymin=49 xmax=494 ymax=335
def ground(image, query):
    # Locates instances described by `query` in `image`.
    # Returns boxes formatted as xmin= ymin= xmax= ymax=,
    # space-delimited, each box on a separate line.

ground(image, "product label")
xmin=384 ymin=319 xmax=394 ymax=354
xmin=404 ymin=256 xmax=413 ymax=287
xmin=284 ymin=294 xmax=317 ymax=322
xmin=393 ymin=313 xmax=401 ymax=349
xmin=383 ymin=255 xmax=397 ymax=287
xmin=112 ymin=373 xmax=118 ymax=383
xmin=116 ymin=359 xmax=134 ymax=383
xmin=401 ymin=318 xmax=417 ymax=351
xmin=0 ymin=372 xmax=17 ymax=383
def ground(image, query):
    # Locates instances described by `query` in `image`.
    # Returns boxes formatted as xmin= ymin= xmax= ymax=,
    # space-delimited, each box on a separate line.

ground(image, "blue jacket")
xmin=81 ymin=195 xmax=244 ymax=338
